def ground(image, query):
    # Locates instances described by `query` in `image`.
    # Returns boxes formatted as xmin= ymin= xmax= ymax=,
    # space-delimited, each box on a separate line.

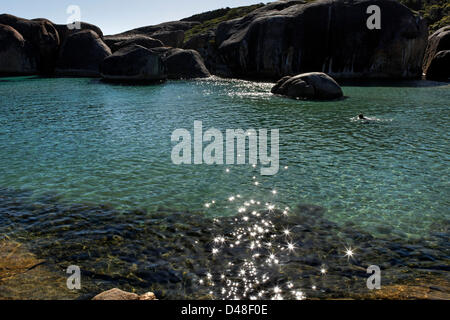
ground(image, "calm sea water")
xmin=0 ymin=76 xmax=448 ymax=239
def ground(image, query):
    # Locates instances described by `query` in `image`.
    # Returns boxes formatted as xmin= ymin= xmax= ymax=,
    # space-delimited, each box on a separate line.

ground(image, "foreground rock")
xmin=0 ymin=24 xmax=38 ymax=75
xmin=215 ymin=0 xmax=427 ymax=79
xmin=423 ymin=26 xmax=450 ymax=81
xmin=92 ymin=288 xmax=157 ymax=300
xmin=100 ymin=45 xmax=166 ymax=82
xmin=0 ymin=239 xmax=79 ymax=300
xmin=162 ymin=48 xmax=210 ymax=79
xmin=271 ymin=72 xmax=343 ymax=100
xmin=0 ymin=14 xmax=60 ymax=74
xmin=55 ymin=30 xmax=111 ymax=77
xmin=1 ymin=187 xmax=449 ymax=300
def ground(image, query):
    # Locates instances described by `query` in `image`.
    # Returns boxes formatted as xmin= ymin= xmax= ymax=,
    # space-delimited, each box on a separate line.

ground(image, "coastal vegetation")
xmin=182 ymin=3 xmax=265 ymax=42
xmin=399 ymin=0 xmax=450 ymax=32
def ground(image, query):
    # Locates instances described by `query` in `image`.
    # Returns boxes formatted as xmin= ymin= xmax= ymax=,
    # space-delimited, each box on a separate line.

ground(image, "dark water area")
xmin=0 ymin=188 xmax=448 ymax=300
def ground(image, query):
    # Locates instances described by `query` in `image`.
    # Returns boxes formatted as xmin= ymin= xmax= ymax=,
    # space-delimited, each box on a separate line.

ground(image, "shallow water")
xmin=0 ymin=76 xmax=449 ymax=299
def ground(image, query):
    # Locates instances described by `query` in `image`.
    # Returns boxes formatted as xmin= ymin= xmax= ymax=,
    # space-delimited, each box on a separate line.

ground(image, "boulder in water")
xmin=162 ymin=48 xmax=210 ymax=79
xmin=271 ymin=72 xmax=343 ymax=100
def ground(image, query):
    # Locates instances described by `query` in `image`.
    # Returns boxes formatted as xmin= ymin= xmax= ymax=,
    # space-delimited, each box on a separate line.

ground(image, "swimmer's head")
xmin=358 ymin=114 xmax=365 ymax=119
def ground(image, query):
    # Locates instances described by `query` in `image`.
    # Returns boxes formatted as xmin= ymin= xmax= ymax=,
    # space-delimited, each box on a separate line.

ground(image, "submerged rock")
xmin=271 ymin=72 xmax=343 ymax=100
xmin=92 ymin=288 xmax=157 ymax=300
xmin=215 ymin=0 xmax=427 ymax=79
xmin=55 ymin=30 xmax=112 ymax=77
xmin=100 ymin=45 xmax=166 ymax=82
xmin=0 ymin=24 xmax=38 ymax=75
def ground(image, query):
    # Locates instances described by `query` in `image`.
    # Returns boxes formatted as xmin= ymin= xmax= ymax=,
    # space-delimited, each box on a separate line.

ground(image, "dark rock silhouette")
xmin=423 ymin=26 xmax=450 ymax=81
xmin=426 ymin=50 xmax=450 ymax=82
xmin=0 ymin=14 xmax=60 ymax=74
xmin=55 ymin=30 xmax=112 ymax=77
xmin=0 ymin=24 xmax=38 ymax=75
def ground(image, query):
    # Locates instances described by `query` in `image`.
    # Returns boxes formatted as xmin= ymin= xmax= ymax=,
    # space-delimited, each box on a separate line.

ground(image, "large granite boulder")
xmin=423 ymin=26 xmax=450 ymax=81
xmin=104 ymin=35 xmax=164 ymax=52
xmin=271 ymin=72 xmax=343 ymax=100
xmin=425 ymin=50 xmax=450 ymax=82
xmin=162 ymin=48 xmax=210 ymax=79
xmin=0 ymin=24 xmax=38 ymax=75
xmin=0 ymin=14 xmax=60 ymax=74
xmin=100 ymin=45 xmax=166 ymax=82
xmin=216 ymin=0 xmax=428 ymax=80
xmin=55 ymin=30 xmax=112 ymax=77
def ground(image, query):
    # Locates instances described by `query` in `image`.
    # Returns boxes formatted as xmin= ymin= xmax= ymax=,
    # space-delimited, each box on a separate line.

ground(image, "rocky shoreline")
xmin=0 ymin=188 xmax=448 ymax=300
xmin=1 ymin=0 xmax=449 ymax=84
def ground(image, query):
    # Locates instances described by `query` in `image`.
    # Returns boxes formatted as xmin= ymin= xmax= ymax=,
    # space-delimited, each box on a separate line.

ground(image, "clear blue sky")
xmin=2 ymin=0 xmax=267 ymax=35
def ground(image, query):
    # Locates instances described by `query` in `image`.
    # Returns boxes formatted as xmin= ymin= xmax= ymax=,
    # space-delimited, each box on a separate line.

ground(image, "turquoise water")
xmin=0 ymin=76 xmax=449 ymax=239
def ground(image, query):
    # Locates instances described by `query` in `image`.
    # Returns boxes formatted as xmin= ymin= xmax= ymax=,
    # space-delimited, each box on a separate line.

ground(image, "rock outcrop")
xmin=271 ymin=72 xmax=343 ymax=100
xmin=104 ymin=35 xmax=164 ymax=52
xmin=107 ymin=20 xmax=199 ymax=49
xmin=54 ymin=22 xmax=104 ymax=44
xmin=55 ymin=30 xmax=111 ymax=77
xmin=0 ymin=14 xmax=60 ymax=74
xmin=100 ymin=45 xmax=166 ymax=82
xmin=151 ymin=30 xmax=185 ymax=48
xmin=92 ymin=288 xmax=157 ymax=300
xmin=0 ymin=24 xmax=38 ymax=75
xmin=184 ymin=30 xmax=232 ymax=77
xmin=215 ymin=0 xmax=428 ymax=80
xmin=423 ymin=26 xmax=450 ymax=81
xmin=162 ymin=48 xmax=211 ymax=79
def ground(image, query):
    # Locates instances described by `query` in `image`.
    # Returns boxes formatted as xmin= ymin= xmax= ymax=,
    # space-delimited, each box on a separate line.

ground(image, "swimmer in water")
xmin=358 ymin=114 xmax=368 ymax=120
